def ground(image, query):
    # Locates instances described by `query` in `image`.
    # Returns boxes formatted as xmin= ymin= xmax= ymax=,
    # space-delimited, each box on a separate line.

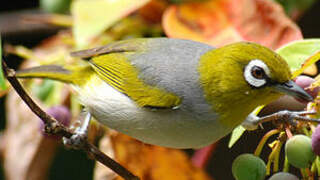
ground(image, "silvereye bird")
xmin=16 ymin=38 xmax=312 ymax=149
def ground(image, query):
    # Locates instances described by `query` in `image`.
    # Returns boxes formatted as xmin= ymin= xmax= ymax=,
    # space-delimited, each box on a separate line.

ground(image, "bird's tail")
xmin=16 ymin=65 xmax=93 ymax=85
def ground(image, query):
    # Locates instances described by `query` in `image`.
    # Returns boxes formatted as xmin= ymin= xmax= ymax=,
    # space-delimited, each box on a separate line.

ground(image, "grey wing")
xmin=128 ymin=38 xmax=215 ymax=113
xmin=71 ymin=37 xmax=215 ymax=113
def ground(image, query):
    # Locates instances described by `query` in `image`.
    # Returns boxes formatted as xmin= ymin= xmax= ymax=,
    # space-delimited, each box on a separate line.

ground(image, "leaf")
xmin=0 ymin=36 xmax=7 ymax=90
xmin=191 ymin=144 xmax=217 ymax=168
xmin=72 ymin=0 xmax=150 ymax=48
xmin=138 ymin=0 xmax=168 ymax=23
xmin=228 ymin=125 xmax=246 ymax=148
xmin=162 ymin=0 xmax=302 ymax=49
xmin=276 ymin=39 xmax=320 ymax=78
xmin=107 ymin=133 xmax=213 ymax=180
xmin=275 ymin=0 xmax=316 ymax=20
xmin=32 ymin=79 xmax=55 ymax=102
xmin=293 ymin=51 xmax=320 ymax=78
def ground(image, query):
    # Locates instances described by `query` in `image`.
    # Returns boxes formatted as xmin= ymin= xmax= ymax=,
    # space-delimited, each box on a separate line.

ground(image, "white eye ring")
xmin=244 ymin=59 xmax=271 ymax=88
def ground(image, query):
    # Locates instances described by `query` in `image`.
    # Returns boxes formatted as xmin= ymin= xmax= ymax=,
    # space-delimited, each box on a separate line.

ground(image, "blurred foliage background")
xmin=1 ymin=0 xmax=320 ymax=180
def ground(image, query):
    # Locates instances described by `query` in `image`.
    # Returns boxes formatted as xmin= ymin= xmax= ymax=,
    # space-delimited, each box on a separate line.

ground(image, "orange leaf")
xmin=108 ymin=133 xmax=213 ymax=180
xmin=139 ymin=0 xmax=169 ymax=23
xmin=163 ymin=0 xmax=302 ymax=49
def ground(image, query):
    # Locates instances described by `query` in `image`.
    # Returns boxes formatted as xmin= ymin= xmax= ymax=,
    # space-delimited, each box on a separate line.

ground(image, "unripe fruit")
xmin=232 ymin=154 xmax=266 ymax=180
xmin=285 ymin=135 xmax=316 ymax=168
xmin=268 ymin=172 xmax=299 ymax=180
xmin=312 ymin=124 xmax=320 ymax=155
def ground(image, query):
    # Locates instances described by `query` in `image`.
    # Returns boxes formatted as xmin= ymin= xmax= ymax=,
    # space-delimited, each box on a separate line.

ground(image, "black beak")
xmin=274 ymin=80 xmax=313 ymax=102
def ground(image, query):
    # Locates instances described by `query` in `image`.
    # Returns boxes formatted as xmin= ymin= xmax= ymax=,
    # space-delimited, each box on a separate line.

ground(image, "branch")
xmin=1 ymin=59 xmax=139 ymax=180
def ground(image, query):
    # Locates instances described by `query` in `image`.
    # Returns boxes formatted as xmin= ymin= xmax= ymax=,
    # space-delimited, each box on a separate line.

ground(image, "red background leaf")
xmin=163 ymin=0 xmax=303 ymax=49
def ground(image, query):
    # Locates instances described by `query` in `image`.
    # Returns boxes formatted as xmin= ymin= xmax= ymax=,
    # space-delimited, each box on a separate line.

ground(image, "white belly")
xmin=75 ymin=76 xmax=232 ymax=149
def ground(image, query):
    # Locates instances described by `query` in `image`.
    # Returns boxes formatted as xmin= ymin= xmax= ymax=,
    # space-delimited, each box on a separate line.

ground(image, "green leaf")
xmin=276 ymin=39 xmax=320 ymax=77
xmin=72 ymin=0 xmax=150 ymax=48
xmin=275 ymin=0 xmax=316 ymax=16
xmin=228 ymin=125 xmax=246 ymax=148
xmin=0 ymin=36 xmax=7 ymax=90
xmin=32 ymin=79 xmax=55 ymax=102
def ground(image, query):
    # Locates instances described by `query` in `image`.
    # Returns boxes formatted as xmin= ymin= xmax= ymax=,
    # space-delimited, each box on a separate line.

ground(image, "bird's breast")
xmin=74 ymin=75 xmax=232 ymax=149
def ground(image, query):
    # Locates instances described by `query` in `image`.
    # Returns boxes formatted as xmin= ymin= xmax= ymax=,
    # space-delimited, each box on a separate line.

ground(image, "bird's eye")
xmin=244 ymin=60 xmax=271 ymax=88
xmin=251 ymin=66 xmax=265 ymax=79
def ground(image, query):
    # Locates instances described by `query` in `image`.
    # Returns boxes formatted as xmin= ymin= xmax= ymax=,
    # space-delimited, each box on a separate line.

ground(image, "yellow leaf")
xmin=292 ymin=51 xmax=320 ymax=78
xmin=72 ymin=0 xmax=150 ymax=48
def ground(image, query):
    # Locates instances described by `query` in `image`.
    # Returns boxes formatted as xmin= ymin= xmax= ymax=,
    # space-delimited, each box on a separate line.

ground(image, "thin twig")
xmin=2 ymin=61 xmax=73 ymax=137
xmin=1 ymin=59 xmax=139 ymax=180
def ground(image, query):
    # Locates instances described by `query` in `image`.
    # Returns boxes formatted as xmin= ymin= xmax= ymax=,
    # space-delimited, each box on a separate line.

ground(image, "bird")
xmin=15 ymin=38 xmax=312 ymax=149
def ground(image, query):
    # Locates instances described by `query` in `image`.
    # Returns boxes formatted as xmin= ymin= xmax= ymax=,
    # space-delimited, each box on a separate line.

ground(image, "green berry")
xmin=285 ymin=134 xmax=316 ymax=168
xmin=268 ymin=172 xmax=299 ymax=180
xmin=232 ymin=154 xmax=266 ymax=180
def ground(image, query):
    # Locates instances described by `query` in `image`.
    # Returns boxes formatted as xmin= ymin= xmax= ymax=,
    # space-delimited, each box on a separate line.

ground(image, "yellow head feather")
xmin=198 ymin=42 xmax=291 ymax=127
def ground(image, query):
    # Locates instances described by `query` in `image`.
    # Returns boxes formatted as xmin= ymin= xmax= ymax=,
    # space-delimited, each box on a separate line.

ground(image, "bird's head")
xmin=199 ymin=42 xmax=312 ymax=127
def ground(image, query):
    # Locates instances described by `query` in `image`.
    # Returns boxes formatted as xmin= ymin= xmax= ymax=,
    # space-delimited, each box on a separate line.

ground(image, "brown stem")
xmin=1 ymin=59 xmax=139 ymax=180
xmin=84 ymin=143 xmax=139 ymax=180
xmin=1 ymin=60 xmax=72 ymax=138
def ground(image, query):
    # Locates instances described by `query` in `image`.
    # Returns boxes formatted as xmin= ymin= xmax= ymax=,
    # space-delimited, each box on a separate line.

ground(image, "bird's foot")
xmin=63 ymin=130 xmax=88 ymax=149
xmin=63 ymin=111 xmax=92 ymax=149
xmin=243 ymin=110 xmax=319 ymax=130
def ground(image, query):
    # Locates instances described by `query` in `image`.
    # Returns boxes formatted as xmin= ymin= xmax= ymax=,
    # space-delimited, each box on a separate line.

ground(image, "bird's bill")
xmin=274 ymin=80 xmax=313 ymax=102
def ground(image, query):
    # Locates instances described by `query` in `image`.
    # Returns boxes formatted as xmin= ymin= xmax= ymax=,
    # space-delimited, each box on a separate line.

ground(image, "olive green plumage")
xmin=198 ymin=42 xmax=291 ymax=127
xmin=15 ymin=38 xmax=309 ymax=148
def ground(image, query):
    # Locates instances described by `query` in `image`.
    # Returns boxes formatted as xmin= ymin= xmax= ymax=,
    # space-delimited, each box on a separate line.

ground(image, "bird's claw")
xmin=63 ymin=111 xmax=92 ymax=149
xmin=63 ymin=129 xmax=88 ymax=149
xmin=274 ymin=110 xmax=298 ymax=126
xmin=245 ymin=110 xmax=320 ymax=130
xmin=275 ymin=110 xmax=319 ymax=125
